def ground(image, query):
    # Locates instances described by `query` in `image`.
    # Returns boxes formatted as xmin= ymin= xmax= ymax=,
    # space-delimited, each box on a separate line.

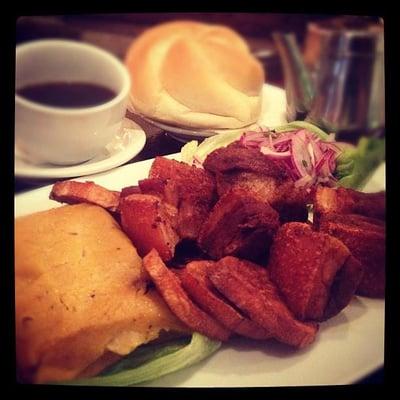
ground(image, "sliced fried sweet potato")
xmin=208 ymin=257 xmax=318 ymax=348
xmin=119 ymin=194 xmax=179 ymax=261
xmin=50 ymin=181 xmax=120 ymax=212
xmin=178 ymin=261 xmax=271 ymax=340
xmin=143 ymin=249 xmax=231 ymax=341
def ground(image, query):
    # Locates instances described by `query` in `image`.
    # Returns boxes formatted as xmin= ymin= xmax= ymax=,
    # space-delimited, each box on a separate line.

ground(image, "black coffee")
xmin=17 ymin=82 xmax=116 ymax=108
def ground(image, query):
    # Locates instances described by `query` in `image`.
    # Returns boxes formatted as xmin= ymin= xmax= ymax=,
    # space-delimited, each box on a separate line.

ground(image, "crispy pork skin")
xmin=204 ymin=142 xmax=290 ymax=180
xmin=50 ymin=181 xmax=120 ymax=212
xmin=203 ymin=143 xmax=309 ymax=222
xmin=120 ymin=185 xmax=141 ymax=198
xmin=119 ymin=194 xmax=179 ymax=261
xmin=143 ymin=250 xmax=231 ymax=341
xmin=313 ymin=187 xmax=385 ymax=227
xmin=178 ymin=261 xmax=271 ymax=339
xmin=268 ymin=223 xmax=363 ymax=321
xmin=138 ymin=178 xmax=179 ymax=208
xmin=137 ymin=178 xmax=180 ymax=228
xmin=149 ymin=157 xmax=217 ymax=239
xmin=323 ymin=255 xmax=365 ymax=319
xmin=198 ymin=188 xmax=280 ymax=262
xmin=208 ymin=256 xmax=318 ymax=348
xmin=318 ymin=213 xmax=385 ymax=298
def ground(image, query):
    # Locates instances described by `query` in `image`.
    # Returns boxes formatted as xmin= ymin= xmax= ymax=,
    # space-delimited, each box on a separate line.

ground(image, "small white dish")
xmin=15 ymin=39 xmax=131 ymax=165
xmin=15 ymin=118 xmax=146 ymax=180
xmin=128 ymin=84 xmax=287 ymax=141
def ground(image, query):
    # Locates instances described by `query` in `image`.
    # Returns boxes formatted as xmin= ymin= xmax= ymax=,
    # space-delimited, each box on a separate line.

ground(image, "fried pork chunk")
xmin=50 ymin=181 xmax=120 ymax=212
xmin=177 ymin=261 xmax=271 ymax=339
xmin=149 ymin=157 xmax=217 ymax=239
xmin=119 ymin=194 xmax=179 ymax=261
xmin=120 ymin=185 xmax=141 ymax=198
xmin=203 ymin=142 xmax=309 ymax=223
xmin=208 ymin=256 xmax=318 ymax=348
xmin=313 ymin=186 xmax=386 ymax=227
xmin=318 ymin=213 xmax=385 ymax=298
xmin=197 ymin=188 xmax=280 ymax=262
xmin=138 ymin=177 xmax=179 ymax=208
xmin=268 ymin=223 xmax=364 ymax=321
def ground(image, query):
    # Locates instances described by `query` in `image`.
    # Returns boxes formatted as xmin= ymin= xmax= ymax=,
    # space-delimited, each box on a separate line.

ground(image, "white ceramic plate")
xmin=14 ymin=155 xmax=385 ymax=387
xmin=128 ymin=84 xmax=287 ymax=141
xmin=15 ymin=118 xmax=146 ymax=180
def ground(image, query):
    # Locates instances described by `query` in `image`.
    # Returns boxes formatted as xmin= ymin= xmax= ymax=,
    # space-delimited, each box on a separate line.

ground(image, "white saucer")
xmin=15 ymin=118 xmax=146 ymax=180
xmin=128 ymin=84 xmax=287 ymax=142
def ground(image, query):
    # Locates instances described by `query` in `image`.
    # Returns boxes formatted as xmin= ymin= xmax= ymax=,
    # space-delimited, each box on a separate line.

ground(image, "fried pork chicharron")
xmin=203 ymin=142 xmax=309 ymax=223
xmin=138 ymin=177 xmax=180 ymax=208
xmin=318 ymin=213 xmax=385 ymax=298
xmin=149 ymin=157 xmax=217 ymax=239
xmin=268 ymin=222 xmax=364 ymax=321
xmin=119 ymin=194 xmax=179 ymax=261
xmin=50 ymin=181 xmax=120 ymax=212
xmin=198 ymin=187 xmax=280 ymax=262
xmin=313 ymin=186 xmax=385 ymax=227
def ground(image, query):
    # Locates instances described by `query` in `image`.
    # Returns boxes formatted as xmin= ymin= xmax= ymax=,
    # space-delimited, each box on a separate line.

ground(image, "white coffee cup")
xmin=15 ymin=39 xmax=131 ymax=165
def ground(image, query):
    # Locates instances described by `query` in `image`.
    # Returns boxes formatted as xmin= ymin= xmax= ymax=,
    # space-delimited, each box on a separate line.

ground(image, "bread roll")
xmin=15 ymin=204 xmax=187 ymax=383
xmin=125 ymin=21 xmax=265 ymax=129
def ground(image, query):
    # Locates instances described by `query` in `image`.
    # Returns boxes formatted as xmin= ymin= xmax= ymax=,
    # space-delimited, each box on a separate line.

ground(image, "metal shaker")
xmin=274 ymin=17 xmax=385 ymax=142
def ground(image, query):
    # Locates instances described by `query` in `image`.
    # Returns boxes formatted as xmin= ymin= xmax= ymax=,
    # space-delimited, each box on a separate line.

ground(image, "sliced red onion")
xmin=315 ymin=150 xmax=331 ymax=174
xmin=294 ymin=174 xmax=314 ymax=188
xmin=307 ymin=141 xmax=316 ymax=167
xmin=260 ymin=146 xmax=291 ymax=158
xmin=271 ymin=133 xmax=296 ymax=146
xmin=291 ymin=133 xmax=312 ymax=177
xmin=193 ymin=155 xmax=204 ymax=168
xmin=282 ymin=157 xmax=299 ymax=181
xmin=274 ymin=143 xmax=291 ymax=152
xmin=238 ymin=127 xmax=340 ymax=189
xmin=240 ymin=131 xmax=269 ymax=148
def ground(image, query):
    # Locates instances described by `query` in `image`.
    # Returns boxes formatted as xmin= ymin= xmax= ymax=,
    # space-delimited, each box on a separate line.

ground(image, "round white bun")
xmin=125 ymin=21 xmax=265 ymax=130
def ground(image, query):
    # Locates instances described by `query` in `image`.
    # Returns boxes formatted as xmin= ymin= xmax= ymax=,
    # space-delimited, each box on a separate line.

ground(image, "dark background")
xmin=17 ymin=13 xmax=359 ymax=95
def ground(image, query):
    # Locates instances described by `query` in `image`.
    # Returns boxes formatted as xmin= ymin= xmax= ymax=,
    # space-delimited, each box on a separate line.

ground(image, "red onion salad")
xmin=238 ymin=128 xmax=342 ymax=190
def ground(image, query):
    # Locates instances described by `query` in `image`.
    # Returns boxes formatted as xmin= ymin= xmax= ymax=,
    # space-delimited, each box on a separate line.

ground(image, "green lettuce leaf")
xmin=335 ymin=137 xmax=385 ymax=190
xmin=51 ymin=333 xmax=221 ymax=386
xmin=274 ymin=120 xmax=330 ymax=140
xmin=180 ymin=131 xmax=243 ymax=165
